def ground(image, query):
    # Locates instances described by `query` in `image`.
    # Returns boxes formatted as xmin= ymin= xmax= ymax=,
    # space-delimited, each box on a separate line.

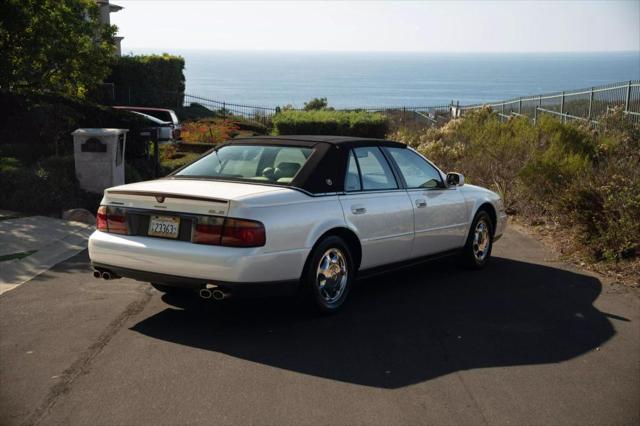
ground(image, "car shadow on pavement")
xmin=131 ymin=256 xmax=615 ymax=389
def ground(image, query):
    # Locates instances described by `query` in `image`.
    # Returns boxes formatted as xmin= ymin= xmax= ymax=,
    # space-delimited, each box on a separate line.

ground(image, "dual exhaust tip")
xmin=92 ymin=270 xmax=228 ymax=300
xmin=199 ymin=288 xmax=228 ymax=301
xmin=92 ymin=270 xmax=118 ymax=280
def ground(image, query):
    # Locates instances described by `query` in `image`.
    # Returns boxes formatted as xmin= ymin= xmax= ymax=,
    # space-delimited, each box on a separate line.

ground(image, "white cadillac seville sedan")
xmin=89 ymin=136 xmax=507 ymax=312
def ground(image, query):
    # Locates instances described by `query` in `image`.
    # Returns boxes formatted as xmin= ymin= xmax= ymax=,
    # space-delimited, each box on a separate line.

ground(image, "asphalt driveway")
xmin=1 ymin=227 xmax=638 ymax=425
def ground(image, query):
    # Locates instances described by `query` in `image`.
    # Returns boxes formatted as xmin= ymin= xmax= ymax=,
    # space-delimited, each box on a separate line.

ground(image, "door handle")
xmin=351 ymin=205 xmax=367 ymax=215
xmin=415 ymin=199 xmax=427 ymax=208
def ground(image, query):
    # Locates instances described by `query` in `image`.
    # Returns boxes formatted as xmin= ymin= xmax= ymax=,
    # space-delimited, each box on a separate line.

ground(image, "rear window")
xmin=175 ymin=145 xmax=313 ymax=185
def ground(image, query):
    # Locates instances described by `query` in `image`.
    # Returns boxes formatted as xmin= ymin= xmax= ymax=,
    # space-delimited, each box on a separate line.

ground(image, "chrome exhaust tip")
xmin=93 ymin=270 xmax=102 ymax=279
xmin=199 ymin=289 xmax=212 ymax=299
xmin=102 ymin=271 xmax=112 ymax=280
xmin=211 ymin=289 xmax=228 ymax=301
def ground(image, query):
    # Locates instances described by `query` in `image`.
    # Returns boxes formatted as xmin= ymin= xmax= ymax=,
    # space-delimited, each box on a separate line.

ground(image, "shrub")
xmin=125 ymin=162 xmax=144 ymax=183
xmin=161 ymin=143 xmax=179 ymax=161
xmin=304 ymin=97 xmax=329 ymax=111
xmin=234 ymin=118 xmax=269 ymax=135
xmin=394 ymin=109 xmax=538 ymax=208
xmin=181 ymin=119 xmax=240 ymax=144
xmin=0 ymin=155 xmax=100 ymax=214
xmin=159 ymin=146 xmax=200 ymax=174
xmin=177 ymin=103 xmax=216 ymax=121
xmin=558 ymin=110 xmax=640 ymax=260
xmin=0 ymin=90 xmax=152 ymax=163
xmin=273 ymin=110 xmax=389 ymax=139
xmin=0 ymin=157 xmax=22 ymax=173
xmin=391 ymin=108 xmax=640 ymax=261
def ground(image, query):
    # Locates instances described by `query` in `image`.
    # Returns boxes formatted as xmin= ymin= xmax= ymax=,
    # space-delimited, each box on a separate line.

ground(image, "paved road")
xmin=1 ymin=228 xmax=638 ymax=425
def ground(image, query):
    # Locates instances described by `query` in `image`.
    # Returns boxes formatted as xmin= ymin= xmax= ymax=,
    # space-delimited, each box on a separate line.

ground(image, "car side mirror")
xmin=446 ymin=172 xmax=464 ymax=187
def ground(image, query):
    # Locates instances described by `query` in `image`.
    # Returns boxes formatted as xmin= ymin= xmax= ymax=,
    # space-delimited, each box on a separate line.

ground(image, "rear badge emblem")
xmin=326 ymin=179 xmax=333 ymax=186
xmin=155 ymin=195 xmax=165 ymax=203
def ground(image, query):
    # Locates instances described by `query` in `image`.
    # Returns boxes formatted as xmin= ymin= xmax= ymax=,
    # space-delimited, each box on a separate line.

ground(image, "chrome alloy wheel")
xmin=316 ymin=248 xmax=348 ymax=303
xmin=473 ymin=219 xmax=491 ymax=262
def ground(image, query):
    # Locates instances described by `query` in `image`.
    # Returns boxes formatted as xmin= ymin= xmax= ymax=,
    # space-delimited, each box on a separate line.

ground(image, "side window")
xmin=353 ymin=147 xmax=397 ymax=190
xmin=345 ymin=150 xmax=361 ymax=192
xmin=386 ymin=147 xmax=443 ymax=189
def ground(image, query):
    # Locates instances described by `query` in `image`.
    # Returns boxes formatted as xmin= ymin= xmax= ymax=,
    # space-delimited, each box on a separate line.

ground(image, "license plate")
xmin=148 ymin=216 xmax=180 ymax=239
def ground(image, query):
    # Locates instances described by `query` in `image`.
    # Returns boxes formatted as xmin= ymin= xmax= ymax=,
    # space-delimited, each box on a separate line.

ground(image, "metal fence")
xmin=106 ymin=80 xmax=640 ymax=128
xmin=459 ymin=80 xmax=640 ymax=125
xmin=182 ymin=93 xmax=277 ymax=126
xmin=181 ymin=93 xmax=453 ymax=129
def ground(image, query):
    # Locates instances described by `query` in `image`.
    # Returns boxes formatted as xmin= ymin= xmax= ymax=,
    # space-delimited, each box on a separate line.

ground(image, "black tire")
xmin=150 ymin=283 xmax=187 ymax=294
xmin=301 ymin=235 xmax=354 ymax=314
xmin=459 ymin=210 xmax=494 ymax=269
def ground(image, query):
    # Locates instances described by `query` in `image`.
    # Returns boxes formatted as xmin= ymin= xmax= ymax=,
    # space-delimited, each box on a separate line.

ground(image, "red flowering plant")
xmin=181 ymin=119 xmax=240 ymax=144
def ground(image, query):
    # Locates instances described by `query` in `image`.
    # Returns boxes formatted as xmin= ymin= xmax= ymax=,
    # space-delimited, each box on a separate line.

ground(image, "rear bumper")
xmin=92 ymin=262 xmax=299 ymax=297
xmin=88 ymin=230 xmax=309 ymax=284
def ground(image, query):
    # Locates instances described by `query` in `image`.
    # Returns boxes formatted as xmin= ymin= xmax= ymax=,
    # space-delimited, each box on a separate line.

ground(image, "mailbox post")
xmin=71 ymin=128 xmax=128 ymax=194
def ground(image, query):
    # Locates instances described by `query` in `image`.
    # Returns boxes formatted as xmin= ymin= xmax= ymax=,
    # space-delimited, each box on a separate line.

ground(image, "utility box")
xmin=71 ymin=128 xmax=128 ymax=194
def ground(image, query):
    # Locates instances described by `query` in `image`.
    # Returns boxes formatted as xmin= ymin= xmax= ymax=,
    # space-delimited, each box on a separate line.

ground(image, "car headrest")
xmin=274 ymin=162 xmax=301 ymax=178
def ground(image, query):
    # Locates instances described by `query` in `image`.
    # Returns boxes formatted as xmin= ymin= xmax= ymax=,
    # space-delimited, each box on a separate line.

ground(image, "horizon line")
xmin=121 ymin=48 xmax=640 ymax=55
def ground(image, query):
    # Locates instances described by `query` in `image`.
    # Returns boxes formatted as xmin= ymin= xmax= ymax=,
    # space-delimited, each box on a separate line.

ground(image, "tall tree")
xmin=0 ymin=0 xmax=116 ymax=97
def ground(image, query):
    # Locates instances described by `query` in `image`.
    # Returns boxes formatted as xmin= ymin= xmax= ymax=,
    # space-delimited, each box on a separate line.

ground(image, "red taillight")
xmin=96 ymin=205 xmax=128 ymax=235
xmin=193 ymin=217 xmax=224 ymax=245
xmin=193 ymin=217 xmax=265 ymax=247
xmin=107 ymin=212 xmax=128 ymax=234
xmin=221 ymin=218 xmax=266 ymax=247
xmin=97 ymin=206 xmax=108 ymax=231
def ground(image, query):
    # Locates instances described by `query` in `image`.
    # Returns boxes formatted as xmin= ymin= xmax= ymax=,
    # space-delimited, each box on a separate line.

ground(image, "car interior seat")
xmin=274 ymin=162 xmax=301 ymax=183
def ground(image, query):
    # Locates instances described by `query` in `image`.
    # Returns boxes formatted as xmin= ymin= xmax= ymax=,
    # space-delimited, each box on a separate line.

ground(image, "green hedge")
xmin=0 ymin=90 xmax=152 ymax=163
xmin=272 ymin=110 xmax=389 ymax=138
xmin=107 ymin=54 xmax=185 ymax=108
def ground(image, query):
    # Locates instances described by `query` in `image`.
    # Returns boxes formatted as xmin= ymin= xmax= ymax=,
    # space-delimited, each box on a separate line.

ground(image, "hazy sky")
xmin=112 ymin=0 xmax=640 ymax=53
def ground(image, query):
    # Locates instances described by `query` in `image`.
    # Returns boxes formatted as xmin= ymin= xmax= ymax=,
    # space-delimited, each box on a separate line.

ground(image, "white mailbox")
xmin=71 ymin=128 xmax=128 ymax=194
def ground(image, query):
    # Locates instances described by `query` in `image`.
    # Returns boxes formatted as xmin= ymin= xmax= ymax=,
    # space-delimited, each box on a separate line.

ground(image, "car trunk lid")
xmin=102 ymin=178 xmax=288 ymax=217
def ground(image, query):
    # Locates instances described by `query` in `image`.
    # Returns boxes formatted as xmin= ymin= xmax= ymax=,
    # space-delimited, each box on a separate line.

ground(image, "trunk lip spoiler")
xmin=105 ymin=190 xmax=229 ymax=204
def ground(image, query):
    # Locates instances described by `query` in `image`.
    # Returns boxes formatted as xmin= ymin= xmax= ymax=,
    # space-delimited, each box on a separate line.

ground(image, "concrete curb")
xmin=0 ymin=216 xmax=94 ymax=295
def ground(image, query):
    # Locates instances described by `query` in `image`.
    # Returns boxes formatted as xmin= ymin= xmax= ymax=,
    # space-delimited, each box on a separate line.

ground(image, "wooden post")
xmin=560 ymin=91 xmax=565 ymax=123
xmin=534 ymin=106 xmax=538 ymax=126
xmin=518 ymin=98 xmax=522 ymax=115
xmin=154 ymin=128 xmax=160 ymax=178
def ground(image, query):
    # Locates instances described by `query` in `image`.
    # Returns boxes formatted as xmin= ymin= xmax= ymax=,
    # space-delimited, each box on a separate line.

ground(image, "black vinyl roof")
xmin=183 ymin=135 xmax=409 ymax=194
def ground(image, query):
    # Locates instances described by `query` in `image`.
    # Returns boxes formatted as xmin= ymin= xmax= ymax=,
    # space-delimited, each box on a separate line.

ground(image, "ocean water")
xmin=133 ymin=50 xmax=640 ymax=108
